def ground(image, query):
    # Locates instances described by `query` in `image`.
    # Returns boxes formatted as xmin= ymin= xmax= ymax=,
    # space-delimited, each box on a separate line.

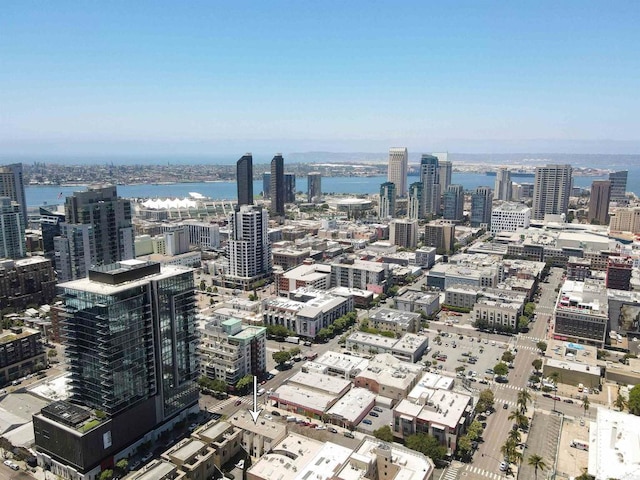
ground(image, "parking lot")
xmin=423 ymin=329 xmax=515 ymax=385
xmin=355 ymin=405 xmax=393 ymax=433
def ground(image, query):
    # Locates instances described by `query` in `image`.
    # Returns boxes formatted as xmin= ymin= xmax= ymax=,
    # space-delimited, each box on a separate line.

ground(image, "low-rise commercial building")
xmin=0 ymin=256 xmax=56 ymax=310
xmin=326 ymin=387 xmax=377 ymax=429
xmin=553 ymin=279 xmax=609 ymax=347
xmin=193 ymin=420 xmax=242 ymax=468
xmin=276 ymin=261 xmax=331 ymax=296
xmin=161 ymin=438 xmax=216 ymax=480
xmin=353 ymin=353 xmax=424 ymax=403
xmin=302 ymin=351 xmax=369 ymax=379
xmin=473 ymin=297 xmax=524 ymax=330
xmin=490 ymin=203 xmax=531 ymax=233
xmin=395 ymin=290 xmax=439 ymax=316
xmin=270 ymin=372 xmax=351 ymax=418
xmin=392 ymin=377 xmax=473 ymax=453
xmin=330 ymin=256 xmax=389 ymax=294
xmin=230 ymin=413 xmax=287 ymax=459
xmin=369 ymin=308 xmax=421 ymax=334
xmin=588 ymin=409 xmax=640 ymax=480
xmin=0 ymin=326 xmax=46 ymax=385
xmin=346 ymin=332 xmax=428 ymax=363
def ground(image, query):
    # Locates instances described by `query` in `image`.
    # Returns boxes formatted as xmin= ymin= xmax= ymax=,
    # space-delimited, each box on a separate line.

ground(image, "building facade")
xmin=443 ymin=185 xmax=464 ymax=222
xmin=609 ymin=207 xmax=640 ymax=233
xmin=270 ymin=154 xmax=285 ymax=217
xmin=470 ymin=186 xmax=492 ymax=228
xmin=0 ymin=257 xmax=56 ymax=311
xmin=494 ymin=168 xmax=512 ymax=201
xmin=379 ymin=182 xmax=396 ymax=219
xmin=236 ymin=153 xmax=254 ymax=206
xmin=408 ymin=182 xmax=423 ymax=220
xmin=420 ymin=154 xmax=440 ymax=217
xmin=389 ymin=219 xmax=418 ymax=248
xmin=588 ymin=180 xmax=611 ymax=225
xmin=532 ymin=164 xmax=572 ymax=220
xmin=424 ymin=220 xmax=455 ymax=253
xmin=0 ymin=197 xmax=26 ymax=259
xmin=490 ymin=203 xmax=531 ymax=234
xmin=307 ymin=172 xmax=322 ymax=203
xmin=609 ymin=170 xmax=628 ymax=203
xmin=0 ymin=163 xmax=27 ymax=228
xmin=388 ymin=147 xmax=408 ymax=197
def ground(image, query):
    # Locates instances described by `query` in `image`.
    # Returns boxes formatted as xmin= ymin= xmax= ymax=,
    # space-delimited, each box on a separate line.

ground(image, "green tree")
xmin=508 ymin=410 xmax=527 ymax=430
xmin=373 ymin=425 xmax=394 ymax=442
xmin=531 ymin=358 xmax=543 ymax=371
xmin=629 ymin=384 xmax=640 ymax=415
xmin=266 ymin=324 xmax=291 ymax=338
xmin=502 ymin=351 xmax=515 ymax=363
xmin=199 ymin=280 xmax=206 ymax=291
xmin=517 ymin=389 xmax=532 ymax=414
xmin=115 ymin=458 xmax=129 ymax=474
xmin=289 ymin=346 xmax=301 ymax=356
xmin=508 ymin=427 xmax=522 ymax=444
xmin=406 ymin=433 xmax=447 ymax=462
xmin=98 ymin=469 xmax=114 ymax=480
xmin=575 ymin=468 xmax=595 ymax=480
xmin=518 ymin=316 xmax=530 ymax=331
xmin=476 ymin=389 xmax=495 ymax=412
xmin=47 ymin=349 xmax=58 ymax=358
xmin=272 ymin=351 xmax=292 ymax=365
xmin=456 ymin=434 xmax=473 ymax=460
xmin=536 ymin=341 xmax=548 ymax=353
xmin=317 ymin=327 xmax=332 ymax=341
xmin=467 ymin=420 xmax=484 ymax=441
xmin=527 ymin=455 xmax=547 ymax=480
xmin=235 ymin=374 xmax=254 ymax=393
xmin=493 ymin=362 xmax=509 ymax=376
xmin=524 ymin=302 xmax=536 ymax=317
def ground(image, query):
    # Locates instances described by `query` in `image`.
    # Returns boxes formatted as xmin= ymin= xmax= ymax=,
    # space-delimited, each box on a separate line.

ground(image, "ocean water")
xmin=26 ymin=171 xmax=638 ymax=207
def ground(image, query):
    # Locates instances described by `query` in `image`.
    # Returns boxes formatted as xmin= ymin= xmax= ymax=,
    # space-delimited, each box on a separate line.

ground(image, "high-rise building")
xmin=54 ymin=223 xmax=96 ymax=282
xmin=379 ymin=182 xmax=396 ymax=219
xmin=390 ymin=219 xmax=418 ymax=248
xmin=236 ymin=153 xmax=254 ymax=206
xmin=470 ymin=186 xmax=493 ymax=228
xmin=420 ymin=154 xmax=440 ymax=217
xmin=39 ymin=207 xmax=65 ymax=263
xmin=307 ymin=172 xmax=322 ymax=203
xmin=532 ymin=164 xmax=572 ymax=220
xmin=33 ymin=260 xmax=198 ymax=478
xmin=0 ymin=163 xmax=27 ymax=227
xmin=609 ymin=170 xmax=628 ymax=203
xmin=494 ymin=168 xmax=512 ymax=201
xmin=270 ymin=154 xmax=285 ymax=216
xmin=388 ymin=148 xmax=408 ymax=197
xmin=424 ymin=220 xmax=455 ymax=254
xmin=609 ymin=207 xmax=640 ymax=233
xmin=435 ymin=154 xmax=452 ymax=192
xmin=62 ymin=185 xmax=135 ymax=271
xmin=443 ymin=184 xmax=464 ymax=221
xmin=262 ymin=173 xmax=271 ymax=199
xmin=408 ymin=182 xmax=423 ymax=220
xmin=227 ymin=205 xmax=272 ymax=289
xmin=284 ymin=173 xmax=296 ymax=203
xmin=0 ymin=197 xmax=26 ymax=259
xmin=588 ymin=180 xmax=611 ymax=225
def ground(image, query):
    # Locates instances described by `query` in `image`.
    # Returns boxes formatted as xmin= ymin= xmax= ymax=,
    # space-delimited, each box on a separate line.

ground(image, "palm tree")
xmin=583 ymin=395 xmax=590 ymax=416
xmin=517 ymin=388 xmax=532 ymax=414
xmin=548 ymin=372 xmax=560 ymax=411
xmin=527 ymin=454 xmax=547 ymax=480
xmin=614 ymin=391 xmax=627 ymax=411
xmin=508 ymin=409 xmax=527 ymax=429
xmin=508 ymin=427 xmax=521 ymax=444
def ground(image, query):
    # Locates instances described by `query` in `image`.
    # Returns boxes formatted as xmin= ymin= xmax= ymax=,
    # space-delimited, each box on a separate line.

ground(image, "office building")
xmin=610 ymin=207 xmax=640 ymax=234
xmin=470 ymin=186 xmax=492 ymax=227
xmin=379 ymin=181 xmax=396 ymax=219
xmin=408 ymin=182 xmax=423 ymax=220
xmin=60 ymin=185 xmax=134 ymax=275
xmin=226 ymin=205 xmax=272 ymax=289
xmin=307 ymin=172 xmax=322 ymax=203
xmin=284 ymin=173 xmax=296 ymax=203
xmin=420 ymin=154 xmax=440 ymax=217
xmin=39 ymin=207 xmax=65 ymax=262
xmin=553 ymin=279 xmax=608 ymax=347
xmin=609 ymin=170 xmax=628 ymax=203
xmin=588 ymin=180 xmax=611 ymax=225
xmin=606 ymin=256 xmax=633 ymax=291
xmin=490 ymin=203 xmax=531 ymax=234
xmin=0 ymin=197 xmax=26 ymax=259
xmin=0 ymin=256 xmax=56 ymax=311
xmin=443 ymin=184 xmax=464 ymax=221
xmin=390 ymin=219 xmax=418 ymax=248
xmin=425 ymin=220 xmax=455 ymax=253
xmin=436 ymin=155 xmax=452 ymax=191
xmin=494 ymin=168 xmax=512 ymax=201
xmin=199 ymin=317 xmax=267 ymax=385
xmin=34 ymin=260 xmax=198 ymax=478
xmin=0 ymin=326 xmax=46 ymax=385
xmin=262 ymin=172 xmax=271 ymax=199
xmin=270 ymin=154 xmax=285 ymax=216
xmin=236 ymin=153 xmax=254 ymax=206
xmin=54 ymin=223 xmax=96 ymax=282
xmin=330 ymin=256 xmax=389 ymax=292
xmin=532 ymin=164 xmax=572 ymax=220
xmin=387 ymin=147 xmax=408 ymax=197
xmin=0 ymin=163 xmax=27 ymax=227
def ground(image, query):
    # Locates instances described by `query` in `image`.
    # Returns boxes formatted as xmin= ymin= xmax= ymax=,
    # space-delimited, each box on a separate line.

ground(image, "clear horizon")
xmin=2 ymin=1 xmax=639 ymax=155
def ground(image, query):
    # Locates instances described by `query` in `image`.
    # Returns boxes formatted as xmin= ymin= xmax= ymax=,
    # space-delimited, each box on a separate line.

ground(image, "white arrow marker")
xmin=248 ymin=375 xmax=262 ymax=424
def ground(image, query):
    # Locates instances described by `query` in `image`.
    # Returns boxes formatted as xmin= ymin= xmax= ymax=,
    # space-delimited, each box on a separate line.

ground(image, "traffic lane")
xmin=0 ymin=465 xmax=32 ymax=480
xmin=475 ymin=406 xmax=511 ymax=472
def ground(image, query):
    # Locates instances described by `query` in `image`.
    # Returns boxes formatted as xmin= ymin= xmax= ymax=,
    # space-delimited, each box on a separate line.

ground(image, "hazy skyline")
xmin=2 ymin=1 xmax=639 ymax=155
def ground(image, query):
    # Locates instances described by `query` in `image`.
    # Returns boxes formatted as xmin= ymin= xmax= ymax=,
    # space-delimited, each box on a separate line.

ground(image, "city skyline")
xmin=1 ymin=2 xmax=640 ymax=155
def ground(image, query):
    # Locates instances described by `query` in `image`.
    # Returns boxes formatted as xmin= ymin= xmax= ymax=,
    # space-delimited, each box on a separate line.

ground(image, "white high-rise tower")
xmin=387 ymin=147 xmax=408 ymax=197
xmin=532 ymin=164 xmax=572 ymax=220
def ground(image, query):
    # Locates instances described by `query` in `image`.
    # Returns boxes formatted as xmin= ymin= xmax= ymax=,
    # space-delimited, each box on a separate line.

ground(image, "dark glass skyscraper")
xmin=270 ymin=154 xmax=285 ymax=216
xmin=236 ymin=153 xmax=254 ymax=206
xmin=609 ymin=170 xmax=628 ymax=204
xmin=443 ymin=184 xmax=464 ymax=221
xmin=307 ymin=172 xmax=322 ymax=203
xmin=471 ymin=186 xmax=493 ymax=227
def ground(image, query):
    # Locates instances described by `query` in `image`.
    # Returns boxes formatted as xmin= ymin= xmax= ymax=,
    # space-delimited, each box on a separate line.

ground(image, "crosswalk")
xmin=495 ymin=398 xmax=517 ymax=408
xmin=518 ymin=335 xmax=546 ymax=343
xmin=441 ymin=462 xmax=462 ymax=480
xmin=464 ymin=465 xmax=504 ymax=479
xmin=493 ymin=383 xmax=526 ymax=392
xmin=514 ymin=344 xmax=540 ymax=352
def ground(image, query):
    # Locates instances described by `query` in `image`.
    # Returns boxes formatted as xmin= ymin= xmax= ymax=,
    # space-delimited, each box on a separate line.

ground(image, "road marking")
xmin=465 ymin=465 xmax=502 ymax=479
xmin=442 ymin=462 xmax=462 ymax=480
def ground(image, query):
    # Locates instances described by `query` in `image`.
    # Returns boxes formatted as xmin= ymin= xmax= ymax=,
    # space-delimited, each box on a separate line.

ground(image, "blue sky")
xmin=1 ymin=1 xmax=639 ymax=154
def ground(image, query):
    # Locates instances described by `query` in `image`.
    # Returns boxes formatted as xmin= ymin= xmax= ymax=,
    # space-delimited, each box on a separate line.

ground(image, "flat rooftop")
xmin=288 ymin=371 xmax=351 ymax=396
xmin=326 ymin=388 xmax=376 ymax=423
xmin=272 ymin=384 xmax=336 ymax=413
xmin=589 ymin=409 xmax=640 ymax=480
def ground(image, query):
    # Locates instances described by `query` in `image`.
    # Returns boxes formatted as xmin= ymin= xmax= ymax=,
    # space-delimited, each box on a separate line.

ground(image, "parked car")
xmin=362 ymin=419 xmax=372 ymax=425
xmin=499 ymin=461 xmax=508 ymax=472
xmin=344 ymin=431 xmax=355 ymax=438
xmin=369 ymin=411 xmax=379 ymax=417
xmin=329 ymin=427 xmax=338 ymax=433
xmin=235 ymin=460 xmax=245 ymax=469
xmin=373 ymin=406 xmax=383 ymax=412
xmin=235 ymin=399 xmax=242 ymax=406
xmin=503 ymin=403 xmax=509 ymax=409
xmin=563 ymin=399 xmax=574 ymax=404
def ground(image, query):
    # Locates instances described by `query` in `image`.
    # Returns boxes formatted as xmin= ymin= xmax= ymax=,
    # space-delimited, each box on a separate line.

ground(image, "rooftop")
xmin=589 ymin=409 xmax=640 ymax=480
xmin=326 ymin=388 xmax=376 ymax=423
